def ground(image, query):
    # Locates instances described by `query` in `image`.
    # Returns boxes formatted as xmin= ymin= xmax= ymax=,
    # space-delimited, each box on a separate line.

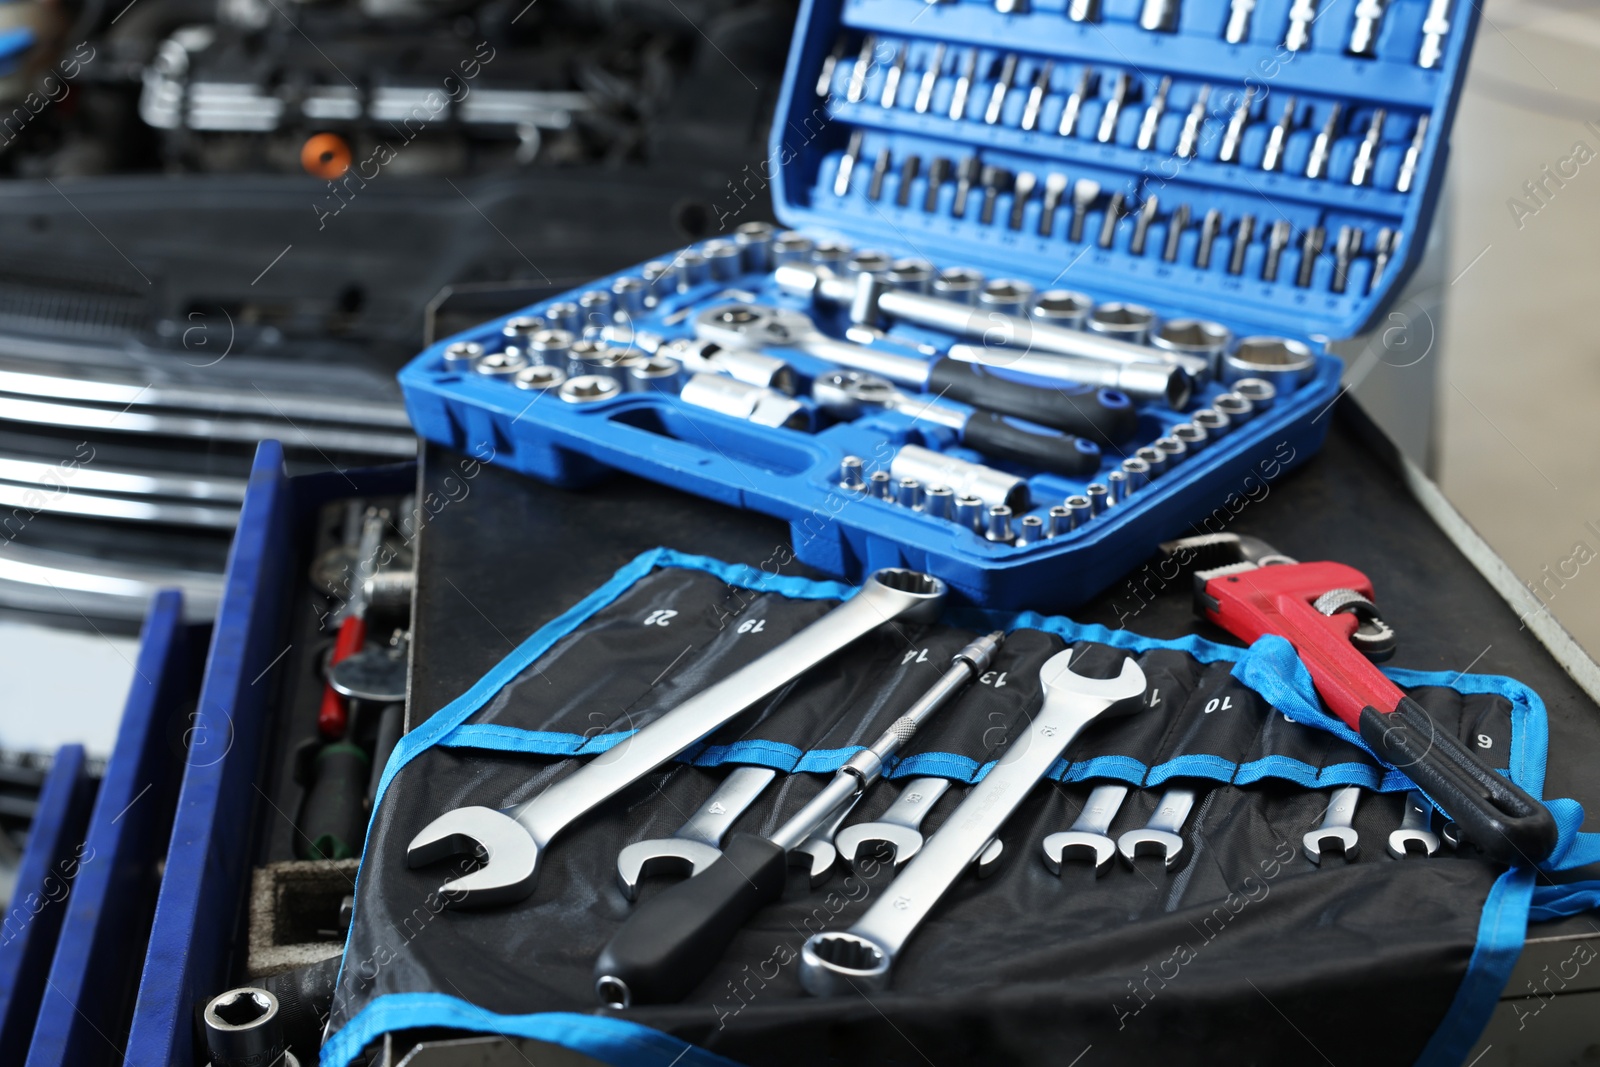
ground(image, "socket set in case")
xmin=398 ymin=0 xmax=1478 ymax=608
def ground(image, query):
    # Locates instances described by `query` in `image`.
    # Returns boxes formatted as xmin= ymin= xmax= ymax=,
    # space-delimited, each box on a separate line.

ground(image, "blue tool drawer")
xmin=399 ymin=0 xmax=1478 ymax=609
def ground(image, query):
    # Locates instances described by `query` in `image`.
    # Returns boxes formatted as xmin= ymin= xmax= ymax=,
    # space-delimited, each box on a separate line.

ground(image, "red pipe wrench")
xmin=1162 ymin=533 xmax=1556 ymax=865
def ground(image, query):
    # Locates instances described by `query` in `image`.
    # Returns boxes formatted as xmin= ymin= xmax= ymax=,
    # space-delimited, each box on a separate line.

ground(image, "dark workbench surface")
xmin=405 ymin=401 xmax=1600 ymax=1061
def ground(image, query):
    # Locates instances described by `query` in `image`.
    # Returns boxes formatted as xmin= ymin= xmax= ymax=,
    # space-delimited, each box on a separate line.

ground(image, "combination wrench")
xmin=836 ymin=777 xmax=1003 ymax=875
xmin=790 ymin=791 xmax=866 ymax=887
xmin=1042 ymin=783 xmax=1129 ymax=875
xmin=798 ymin=650 xmax=1146 ymax=995
xmin=615 ymin=766 xmax=775 ymax=900
xmin=1388 ymin=791 xmax=1440 ymax=858
xmin=406 ymin=569 xmax=947 ymax=907
xmin=1117 ymin=786 xmax=1197 ymax=870
xmin=694 ymin=303 xmax=1141 ymax=443
xmin=594 ymin=633 xmax=1003 ymax=1006
xmin=1302 ymin=784 xmax=1361 ymax=864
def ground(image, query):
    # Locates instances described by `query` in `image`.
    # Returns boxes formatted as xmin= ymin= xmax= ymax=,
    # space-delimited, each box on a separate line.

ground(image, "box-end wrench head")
xmin=1303 ymin=784 xmax=1362 ymax=864
xmin=407 ymin=568 xmax=947 ymax=907
xmin=1042 ymin=783 xmax=1129 ymax=876
xmin=1116 ymin=787 xmax=1196 ymax=871
xmin=1388 ymin=790 xmax=1440 ymax=858
xmin=800 ymin=651 xmax=1146 ymax=996
xmin=615 ymin=766 xmax=776 ymax=900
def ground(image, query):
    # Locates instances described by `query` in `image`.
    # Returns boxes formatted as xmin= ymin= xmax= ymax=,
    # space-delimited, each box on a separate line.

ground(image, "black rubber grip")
xmin=1359 ymin=698 xmax=1557 ymax=866
xmin=928 ymin=358 xmax=1138 ymax=446
xmin=594 ymin=832 xmax=789 ymax=1006
xmin=960 ymin=412 xmax=1102 ymax=477
xmin=298 ymin=741 xmax=369 ymax=861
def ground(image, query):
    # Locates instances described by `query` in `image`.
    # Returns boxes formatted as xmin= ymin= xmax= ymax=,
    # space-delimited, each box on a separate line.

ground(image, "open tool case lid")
xmin=769 ymin=0 xmax=1479 ymax=341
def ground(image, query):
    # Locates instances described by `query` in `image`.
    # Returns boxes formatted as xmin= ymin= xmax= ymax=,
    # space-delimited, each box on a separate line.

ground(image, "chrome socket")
xmin=1134 ymin=446 xmax=1165 ymax=477
xmin=703 ymin=239 xmax=743 ymax=282
xmin=675 ymin=250 xmax=708 ymax=289
xmin=1232 ymin=377 xmax=1277 ymax=411
xmin=1065 ymin=494 xmax=1093 ymax=529
xmin=545 ymin=301 xmax=581 ymax=334
xmin=1153 ymin=319 xmax=1233 ymax=377
xmin=1224 ymin=336 xmax=1315 ymax=389
xmin=641 ymin=261 xmax=678 ymax=304
xmin=559 ymin=374 xmax=621 ymax=404
xmin=515 ymin=364 xmax=567 ymax=391
xmin=442 ymin=341 xmax=483 ymax=369
xmin=1172 ymin=422 xmax=1207 ymax=452
xmin=1192 ymin=407 xmax=1231 ymax=437
xmin=527 ymin=328 xmax=575 ymax=367
xmin=1085 ymin=483 xmax=1110 ymax=515
xmin=502 ymin=315 xmax=545 ymax=342
xmin=887 ymin=258 xmax=936 ymax=292
xmin=932 ymin=267 xmax=985 ymax=304
xmin=897 ymin=477 xmax=924 ymax=510
xmin=1106 ymin=470 xmax=1129 ymax=502
xmin=679 ymin=372 xmax=810 ymax=429
xmin=1032 ymin=290 xmax=1093 ymax=329
xmin=869 ymin=470 xmax=894 ymax=500
xmin=978 ymin=279 xmax=1036 ymax=317
xmin=734 ymin=221 xmax=777 ymax=273
xmin=474 ymin=350 xmax=528 ymax=377
xmin=626 ymin=355 xmax=683 ymax=393
xmin=1121 ymin=455 xmax=1151 ymax=491
xmin=611 ymin=277 xmax=648 ymax=317
xmin=773 ymin=232 xmax=815 ymax=266
xmin=847 ymin=249 xmax=893 ymax=277
xmin=1018 ymin=515 xmax=1045 ymax=544
xmin=985 ymin=505 xmax=1015 ymax=543
xmin=1154 ymin=435 xmax=1187 ymax=467
xmin=925 ymin=485 xmax=955 ymax=520
xmin=1214 ymin=392 xmax=1255 ymax=425
xmin=1087 ymin=302 xmax=1157 ymax=345
xmin=577 ymin=290 xmax=615 ymax=333
xmin=1047 ymin=504 xmax=1072 ymax=537
xmin=839 ymin=455 xmax=866 ymax=490
xmin=955 ymin=494 xmax=985 ymax=531
xmin=811 ymin=239 xmax=853 ymax=270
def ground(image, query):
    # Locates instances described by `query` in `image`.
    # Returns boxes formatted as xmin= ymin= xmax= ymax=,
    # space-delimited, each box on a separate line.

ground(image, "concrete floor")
xmin=1424 ymin=0 xmax=1600 ymax=659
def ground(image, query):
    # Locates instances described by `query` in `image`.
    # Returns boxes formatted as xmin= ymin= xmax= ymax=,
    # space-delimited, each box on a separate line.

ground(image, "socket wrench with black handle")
xmin=592 ymin=632 xmax=1004 ymax=1007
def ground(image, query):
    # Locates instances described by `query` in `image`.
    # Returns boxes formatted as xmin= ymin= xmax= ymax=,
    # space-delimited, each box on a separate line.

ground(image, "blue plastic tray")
xmin=26 ymin=591 xmax=200 ymax=1067
xmin=399 ymin=0 xmax=1478 ymax=609
xmin=0 ymin=747 xmax=95 ymax=1066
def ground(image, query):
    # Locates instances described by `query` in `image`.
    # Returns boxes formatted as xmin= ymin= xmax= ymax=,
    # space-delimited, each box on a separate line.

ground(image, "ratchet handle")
xmin=927 ymin=358 xmax=1138 ymax=445
xmin=960 ymin=412 xmax=1102 ymax=477
xmin=594 ymin=833 xmax=788 ymax=1006
xmin=1358 ymin=697 xmax=1557 ymax=865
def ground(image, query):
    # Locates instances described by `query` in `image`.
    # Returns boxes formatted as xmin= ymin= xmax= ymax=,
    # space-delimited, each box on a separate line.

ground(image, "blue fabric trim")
xmin=440 ymin=723 xmax=640 ymax=756
xmin=1414 ymin=869 xmax=1535 ymax=1067
xmin=1529 ymin=882 xmax=1600 ymax=922
xmin=890 ymin=751 xmax=981 ymax=782
xmin=1146 ymin=753 xmax=1237 ymax=787
xmin=322 ymin=995 xmax=743 ymax=1067
xmin=1061 ymin=755 xmax=1147 ymax=786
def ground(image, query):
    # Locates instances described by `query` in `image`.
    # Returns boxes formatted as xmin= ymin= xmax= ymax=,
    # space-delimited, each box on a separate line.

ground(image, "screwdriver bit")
xmin=846 ymin=35 xmax=876 ymax=103
xmin=1306 ymin=103 xmax=1344 ymax=179
xmin=895 ymin=155 xmax=922 ymax=207
xmin=1039 ymin=172 xmax=1068 ymax=236
xmin=834 ymin=130 xmax=864 ymax=196
xmin=1098 ymin=72 xmax=1132 ymax=144
xmin=867 ymin=147 xmax=892 ymax=200
xmin=1296 ymin=225 xmax=1325 ymax=288
xmin=1331 ymin=225 xmax=1363 ymax=293
xmin=1099 ymin=192 xmax=1127 ymax=249
xmin=1059 ymin=67 xmax=1096 ymax=137
xmin=1176 ymin=84 xmax=1211 ymax=159
xmin=915 ymin=44 xmax=946 ymax=114
xmin=1130 ymin=195 xmax=1159 ymax=255
xmin=1349 ymin=0 xmax=1388 ymax=56
xmin=952 ymin=156 xmax=981 ymax=219
xmin=1228 ymin=214 xmax=1256 ymax=274
xmin=1262 ymin=219 xmax=1290 ymax=281
xmin=979 ymin=165 xmax=1015 ymax=225
xmin=1225 ymin=0 xmax=1256 ymax=43
xmin=1370 ymin=227 xmax=1398 ymax=291
xmin=1261 ymin=96 xmax=1297 ymax=172
xmin=1397 ymin=114 xmax=1428 ymax=193
xmin=817 ymin=34 xmax=846 ymax=98
xmin=950 ymin=49 xmax=979 ymax=121
xmin=1137 ymin=76 xmax=1172 ymax=151
xmin=1068 ymin=179 xmax=1101 ymax=242
xmin=1021 ymin=61 xmax=1054 ymax=132
xmin=923 ymin=156 xmax=952 ymax=212
xmin=1218 ymin=87 xmax=1254 ymax=163
xmin=1195 ymin=208 xmax=1222 ymax=269
xmin=1009 ymin=170 xmax=1038 ymax=230
xmin=1418 ymin=0 xmax=1452 ymax=69
xmin=1350 ymin=109 xmax=1385 ymax=186
xmin=1285 ymin=0 xmax=1317 ymax=51
xmin=880 ymin=46 xmax=907 ymax=108
xmin=986 ymin=53 xmax=1019 ymax=125
xmin=1163 ymin=202 xmax=1191 ymax=262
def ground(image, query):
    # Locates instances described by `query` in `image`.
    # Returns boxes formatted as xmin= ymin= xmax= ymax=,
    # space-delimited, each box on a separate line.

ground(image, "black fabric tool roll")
xmin=327 ymin=554 xmax=1531 ymax=1067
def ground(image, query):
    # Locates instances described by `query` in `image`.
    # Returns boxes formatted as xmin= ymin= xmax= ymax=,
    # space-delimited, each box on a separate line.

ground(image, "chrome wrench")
xmin=1388 ymin=790 xmax=1440 ymax=858
xmin=836 ymin=777 xmax=1005 ymax=874
xmin=406 ymin=569 xmax=947 ymax=907
xmin=1042 ymin=782 xmax=1128 ymax=875
xmin=615 ymin=766 xmax=776 ymax=900
xmin=1117 ymin=786 xmax=1197 ymax=870
xmin=1302 ymin=784 xmax=1361 ymax=864
xmin=799 ymin=650 xmax=1146 ymax=994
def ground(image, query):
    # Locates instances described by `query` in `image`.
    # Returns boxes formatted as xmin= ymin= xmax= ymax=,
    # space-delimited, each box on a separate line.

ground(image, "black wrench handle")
xmin=960 ymin=412 xmax=1102 ymax=477
xmin=594 ymin=833 xmax=788 ymax=1007
xmin=928 ymin=358 xmax=1138 ymax=445
xmin=1358 ymin=697 xmax=1557 ymax=866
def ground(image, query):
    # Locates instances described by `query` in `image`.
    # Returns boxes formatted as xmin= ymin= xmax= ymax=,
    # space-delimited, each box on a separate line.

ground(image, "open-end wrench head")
xmin=1042 ymin=831 xmax=1116 ymax=876
xmin=975 ymin=837 xmax=1004 ymax=877
xmin=614 ymin=838 xmax=722 ymax=901
xmin=1387 ymin=829 xmax=1440 ymax=859
xmin=1302 ymin=827 xmax=1360 ymax=865
xmin=837 ymin=823 xmax=924 ymax=875
xmin=406 ymin=806 xmax=539 ymax=908
xmin=799 ymin=931 xmax=893 ymax=997
xmin=1039 ymin=650 xmax=1147 ymax=706
xmin=791 ymin=838 xmax=838 ymax=887
xmin=1117 ymin=829 xmax=1185 ymax=871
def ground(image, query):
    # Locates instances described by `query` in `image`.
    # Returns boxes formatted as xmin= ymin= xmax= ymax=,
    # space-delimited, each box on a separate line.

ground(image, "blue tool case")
xmin=398 ymin=0 xmax=1479 ymax=609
